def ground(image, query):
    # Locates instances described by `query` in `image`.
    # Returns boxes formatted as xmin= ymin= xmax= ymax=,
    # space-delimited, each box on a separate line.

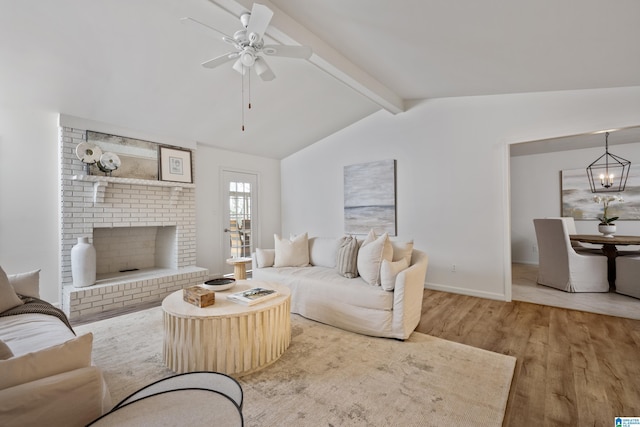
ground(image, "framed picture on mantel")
xmin=159 ymin=146 xmax=193 ymax=183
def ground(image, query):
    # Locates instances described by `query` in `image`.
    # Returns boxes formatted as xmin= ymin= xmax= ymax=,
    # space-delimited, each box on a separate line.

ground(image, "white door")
xmin=222 ymin=170 xmax=257 ymax=274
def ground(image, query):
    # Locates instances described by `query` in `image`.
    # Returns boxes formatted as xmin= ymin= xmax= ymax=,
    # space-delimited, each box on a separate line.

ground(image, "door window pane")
xmin=229 ymin=181 xmax=252 ymax=258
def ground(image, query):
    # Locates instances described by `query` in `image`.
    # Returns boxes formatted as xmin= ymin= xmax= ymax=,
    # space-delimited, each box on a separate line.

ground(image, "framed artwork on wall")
xmin=561 ymin=166 xmax=640 ymax=220
xmin=159 ymin=146 xmax=193 ymax=183
xmin=86 ymin=131 xmax=159 ymax=180
xmin=344 ymin=159 xmax=397 ymax=235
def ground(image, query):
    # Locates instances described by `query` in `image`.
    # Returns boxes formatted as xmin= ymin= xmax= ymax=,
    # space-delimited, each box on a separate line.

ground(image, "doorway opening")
xmin=222 ymin=170 xmax=258 ymax=275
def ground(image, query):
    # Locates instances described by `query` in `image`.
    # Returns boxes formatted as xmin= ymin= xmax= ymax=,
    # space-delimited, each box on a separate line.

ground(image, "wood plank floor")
xmin=417 ymin=289 xmax=640 ymax=426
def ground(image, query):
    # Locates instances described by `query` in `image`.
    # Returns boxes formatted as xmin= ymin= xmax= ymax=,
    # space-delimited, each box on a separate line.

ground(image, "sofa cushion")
xmin=255 ymin=248 xmax=275 ymax=268
xmin=8 ymin=269 xmax=40 ymax=299
xmin=0 ymin=332 xmax=93 ymax=391
xmin=274 ymin=233 xmax=310 ymax=267
xmin=380 ymin=258 xmax=409 ymax=291
xmin=0 ymin=267 xmax=23 ymax=314
xmin=336 ymin=236 xmax=359 ymax=278
xmin=308 ymin=237 xmax=340 ymax=268
xmin=0 ymin=314 xmax=76 ymax=357
xmin=357 ymin=230 xmax=393 ymax=286
xmin=391 ymin=240 xmax=414 ymax=265
xmin=254 ymin=266 xmax=394 ymax=311
xmin=0 ymin=340 xmax=13 ymax=360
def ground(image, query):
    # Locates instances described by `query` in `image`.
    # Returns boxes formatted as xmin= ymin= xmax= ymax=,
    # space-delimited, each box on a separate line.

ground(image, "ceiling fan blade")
xmin=262 ymin=44 xmax=312 ymax=59
xmin=254 ymin=57 xmax=275 ymax=81
xmin=246 ymin=4 xmax=273 ymax=42
xmin=201 ymin=52 xmax=239 ymax=69
xmin=181 ymin=17 xmax=234 ymax=42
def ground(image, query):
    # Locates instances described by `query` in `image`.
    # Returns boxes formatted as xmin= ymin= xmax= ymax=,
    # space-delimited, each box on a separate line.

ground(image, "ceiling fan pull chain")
xmin=248 ymin=71 xmax=251 ymax=109
xmin=241 ymin=66 xmax=245 ymax=131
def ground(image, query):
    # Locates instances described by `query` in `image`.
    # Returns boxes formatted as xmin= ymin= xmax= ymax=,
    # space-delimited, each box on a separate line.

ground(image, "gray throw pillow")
xmin=336 ymin=236 xmax=359 ymax=278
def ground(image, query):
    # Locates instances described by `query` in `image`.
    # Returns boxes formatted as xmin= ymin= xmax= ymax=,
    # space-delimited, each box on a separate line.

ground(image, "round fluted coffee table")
xmin=162 ymin=281 xmax=291 ymax=376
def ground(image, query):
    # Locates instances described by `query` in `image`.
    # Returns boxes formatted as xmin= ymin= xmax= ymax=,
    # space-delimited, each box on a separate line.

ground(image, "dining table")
xmin=569 ymin=234 xmax=640 ymax=290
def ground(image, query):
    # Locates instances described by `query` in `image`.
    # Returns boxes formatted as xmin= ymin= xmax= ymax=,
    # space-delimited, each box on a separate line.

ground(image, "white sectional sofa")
xmin=252 ymin=232 xmax=428 ymax=340
xmin=0 ymin=267 xmax=112 ymax=427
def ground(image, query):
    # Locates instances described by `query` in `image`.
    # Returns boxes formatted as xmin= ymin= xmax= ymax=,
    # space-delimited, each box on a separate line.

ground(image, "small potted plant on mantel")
xmin=594 ymin=194 xmax=624 ymax=238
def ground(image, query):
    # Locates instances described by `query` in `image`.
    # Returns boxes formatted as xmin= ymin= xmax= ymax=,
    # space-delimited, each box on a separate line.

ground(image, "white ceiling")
xmin=2 ymin=0 xmax=640 ymax=159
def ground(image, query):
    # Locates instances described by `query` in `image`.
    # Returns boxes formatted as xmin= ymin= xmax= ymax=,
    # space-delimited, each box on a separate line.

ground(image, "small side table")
xmin=226 ymin=257 xmax=252 ymax=279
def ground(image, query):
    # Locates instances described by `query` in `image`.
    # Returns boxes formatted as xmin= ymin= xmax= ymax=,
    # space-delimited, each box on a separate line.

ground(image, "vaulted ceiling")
xmin=2 ymin=0 xmax=639 ymax=158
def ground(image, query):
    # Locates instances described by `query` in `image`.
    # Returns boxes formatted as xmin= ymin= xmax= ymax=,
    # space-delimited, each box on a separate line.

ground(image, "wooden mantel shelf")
xmin=72 ymin=175 xmax=195 ymax=204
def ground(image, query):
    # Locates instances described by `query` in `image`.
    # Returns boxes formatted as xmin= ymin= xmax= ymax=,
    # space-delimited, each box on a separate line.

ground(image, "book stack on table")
xmin=227 ymin=287 xmax=278 ymax=306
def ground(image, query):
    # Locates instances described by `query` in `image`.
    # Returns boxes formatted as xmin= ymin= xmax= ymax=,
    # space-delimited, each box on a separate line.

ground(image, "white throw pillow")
xmin=308 ymin=237 xmax=340 ymax=268
xmin=380 ymin=258 xmax=409 ymax=291
xmin=274 ymin=233 xmax=310 ymax=267
xmin=0 ymin=332 xmax=93 ymax=390
xmin=255 ymin=248 xmax=275 ymax=268
xmin=357 ymin=230 xmax=393 ymax=286
xmin=8 ymin=269 xmax=41 ymax=299
xmin=391 ymin=240 xmax=414 ymax=265
xmin=0 ymin=266 xmax=23 ymax=313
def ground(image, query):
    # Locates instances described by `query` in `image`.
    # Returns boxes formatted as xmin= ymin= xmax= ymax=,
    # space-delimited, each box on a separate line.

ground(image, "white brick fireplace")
xmin=59 ymin=125 xmax=207 ymax=319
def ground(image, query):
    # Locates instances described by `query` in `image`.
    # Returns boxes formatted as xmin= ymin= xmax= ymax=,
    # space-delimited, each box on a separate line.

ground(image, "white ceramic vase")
xmin=71 ymin=237 xmax=96 ymax=287
xmin=598 ymin=224 xmax=616 ymax=238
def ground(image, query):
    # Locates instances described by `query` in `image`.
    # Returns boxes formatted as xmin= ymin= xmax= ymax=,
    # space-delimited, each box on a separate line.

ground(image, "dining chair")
xmin=546 ymin=217 xmax=601 ymax=254
xmin=615 ymin=256 xmax=640 ymax=299
xmin=533 ymin=218 xmax=609 ymax=292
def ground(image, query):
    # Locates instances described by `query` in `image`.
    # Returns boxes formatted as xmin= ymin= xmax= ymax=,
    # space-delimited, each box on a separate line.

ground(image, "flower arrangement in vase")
xmin=594 ymin=194 xmax=623 ymax=237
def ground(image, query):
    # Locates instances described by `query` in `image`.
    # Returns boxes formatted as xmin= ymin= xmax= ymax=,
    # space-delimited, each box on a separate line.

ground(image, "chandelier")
xmin=586 ymin=132 xmax=631 ymax=193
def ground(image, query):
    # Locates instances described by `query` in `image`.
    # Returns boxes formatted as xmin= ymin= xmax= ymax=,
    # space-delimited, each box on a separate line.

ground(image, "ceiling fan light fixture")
xmin=183 ymin=3 xmax=313 ymax=131
xmin=240 ymin=51 xmax=255 ymax=67
xmin=232 ymin=58 xmax=247 ymax=75
xmin=254 ymin=57 xmax=275 ymax=81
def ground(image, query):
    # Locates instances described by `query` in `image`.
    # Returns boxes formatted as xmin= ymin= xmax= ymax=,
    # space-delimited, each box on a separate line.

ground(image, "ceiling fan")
xmin=181 ymin=3 xmax=312 ymax=81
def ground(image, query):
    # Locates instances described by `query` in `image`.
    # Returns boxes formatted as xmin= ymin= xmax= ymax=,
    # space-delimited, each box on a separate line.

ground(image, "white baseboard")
xmin=424 ymin=282 xmax=508 ymax=302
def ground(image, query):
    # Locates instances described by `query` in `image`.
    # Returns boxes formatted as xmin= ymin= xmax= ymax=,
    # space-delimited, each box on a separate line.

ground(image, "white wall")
xmin=195 ymin=144 xmax=280 ymax=277
xmin=0 ymin=109 xmax=60 ymax=303
xmin=0 ymin=109 xmax=281 ymax=305
xmin=281 ymin=87 xmax=640 ymax=301
xmin=511 ymin=142 xmax=640 ymax=264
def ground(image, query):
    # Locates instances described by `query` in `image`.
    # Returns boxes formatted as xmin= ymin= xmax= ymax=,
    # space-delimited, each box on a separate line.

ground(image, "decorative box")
xmin=183 ymin=285 xmax=216 ymax=308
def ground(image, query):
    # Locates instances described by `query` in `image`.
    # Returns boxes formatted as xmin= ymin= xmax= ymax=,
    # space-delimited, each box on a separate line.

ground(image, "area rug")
xmin=75 ymin=307 xmax=516 ymax=426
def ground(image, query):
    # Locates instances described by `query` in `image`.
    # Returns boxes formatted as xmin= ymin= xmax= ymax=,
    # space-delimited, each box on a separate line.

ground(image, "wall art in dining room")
xmin=561 ymin=165 xmax=640 ymax=220
xmin=344 ymin=159 xmax=397 ymax=235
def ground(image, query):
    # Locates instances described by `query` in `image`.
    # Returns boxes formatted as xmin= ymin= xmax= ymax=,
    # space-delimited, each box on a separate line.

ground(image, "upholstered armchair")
xmin=546 ymin=217 xmax=601 ymax=254
xmin=533 ymin=218 xmax=609 ymax=292
xmin=615 ymin=256 xmax=640 ymax=299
